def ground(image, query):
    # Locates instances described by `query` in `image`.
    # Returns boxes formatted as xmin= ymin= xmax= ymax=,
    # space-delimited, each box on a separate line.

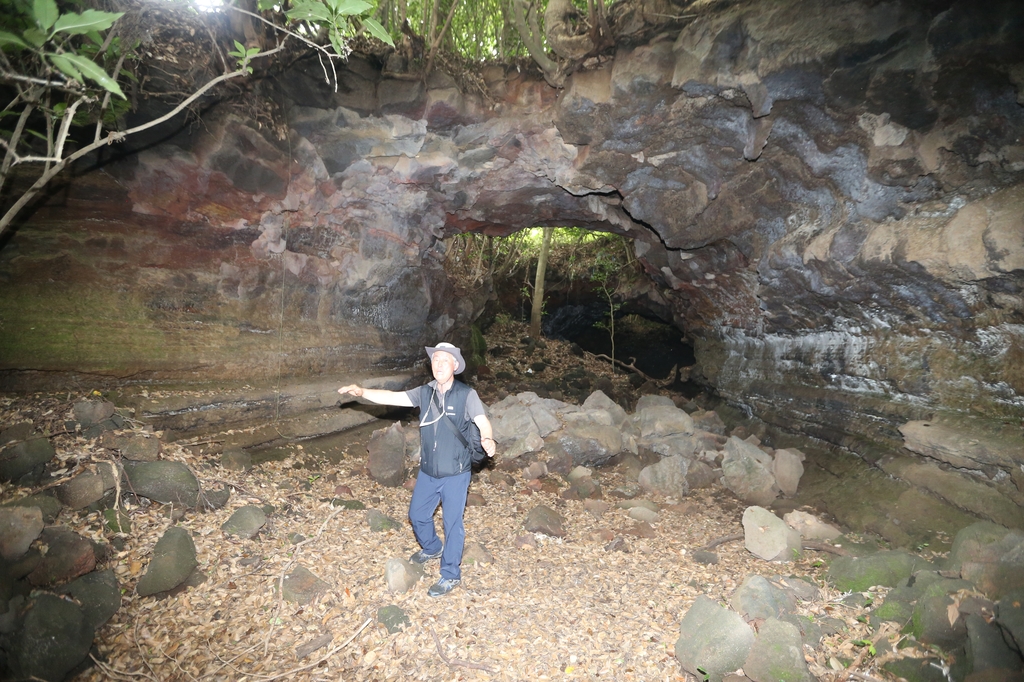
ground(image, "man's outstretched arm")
xmin=338 ymin=384 xmax=414 ymax=408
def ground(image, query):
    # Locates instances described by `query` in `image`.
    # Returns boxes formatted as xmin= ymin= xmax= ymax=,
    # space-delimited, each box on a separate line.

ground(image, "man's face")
xmin=431 ymin=351 xmax=457 ymax=384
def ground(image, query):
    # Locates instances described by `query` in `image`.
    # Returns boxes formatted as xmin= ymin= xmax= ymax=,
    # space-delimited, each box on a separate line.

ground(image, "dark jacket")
xmin=417 ymin=380 xmax=478 ymax=478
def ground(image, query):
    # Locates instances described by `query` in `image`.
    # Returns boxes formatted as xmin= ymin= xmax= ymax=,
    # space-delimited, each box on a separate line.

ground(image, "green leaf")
xmin=328 ymin=30 xmax=343 ymax=56
xmin=327 ymin=0 xmax=370 ymax=15
xmin=62 ymin=53 xmax=125 ymax=98
xmin=23 ymin=26 xmax=48 ymax=47
xmin=53 ymin=101 xmax=67 ymax=117
xmin=257 ymin=0 xmax=277 ymax=9
xmin=119 ymin=68 xmax=138 ymax=83
xmin=53 ymin=9 xmax=123 ymax=35
xmin=47 ymin=52 xmax=84 ymax=81
xmin=285 ymin=1 xmax=332 ymax=23
xmin=32 ymin=0 xmax=59 ymax=30
xmin=361 ymin=17 xmax=393 ymax=46
xmin=0 ymin=30 xmax=29 ymax=49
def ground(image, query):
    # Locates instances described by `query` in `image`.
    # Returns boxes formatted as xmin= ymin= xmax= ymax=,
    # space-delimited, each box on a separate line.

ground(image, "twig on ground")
xmin=803 ymin=541 xmax=850 ymax=556
xmin=701 ymin=533 xmax=743 ymax=550
xmin=89 ymin=654 xmax=159 ymax=681
xmin=430 ymin=625 xmax=497 ymax=673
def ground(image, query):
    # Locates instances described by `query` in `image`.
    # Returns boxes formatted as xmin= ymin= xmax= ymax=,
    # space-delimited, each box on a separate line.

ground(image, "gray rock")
xmin=617 ymin=454 xmax=645 ymax=482
xmin=199 ymin=486 xmax=231 ymax=510
xmin=628 ymin=506 xmax=660 ymax=523
xmin=0 ymin=422 xmax=33 ymax=445
xmin=910 ymin=577 xmax=975 ymax=650
xmin=965 ymin=613 xmax=1022 ymax=673
xmin=490 ymin=402 xmax=541 ymax=443
xmin=743 ymin=618 xmax=813 ymax=682
xmin=996 ymin=588 xmax=1024 ymax=654
xmin=550 ymin=422 xmax=622 ymax=467
xmin=638 ymin=455 xmax=690 ymax=497
xmin=366 ymin=509 xmax=402 ymax=532
xmin=220 ymin=448 xmax=252 ymax=472
xmin=2 ymin=493 xmax=62 ymax=523
xmin=772 ymin=449 xmax=804 ymax=497
xmin=566 ymin=466 xmax=593 ymax=482
xmin=222 ymin=505 xmax=267 ymax=539
xmin=136 ymin=527 xmax=198 ymax=597
xmin=99 ymin=432 xmax=161 ymax=461
xmin=692 ymin=410 xmax=727 ymax=435
xmin=526 ymin=401 xmax=562 ymax=437
xmin=522 ymin=460 xmax=548 ymax=480
xmin=783 ymin=510 xmax=841 ymax=541
xmin=675 ymin=595 xmax=755 ymax=682
xmin=743 ymin=506 xmax=802 ymax=562
xmin=779 ymin=614 xmax=823 ymax=648
xmin=282 ymin=565 xmax=330 ymax=604
xmin=0 ymin=505 xmax=43 ymax=561
xmin=730 ymin=575 xmax=798 ymax=621
xmin=638 ymin=404 xmax=694 ymax=439
xmin=524 ymin=505 xmax=566 ymax=537
xmin=124 ymin=460 xmax=200 ymax=507
xmin=634 ymin=394 xmax=675 ymax=411
xmin=463 ymin=540 xmax=494 ymax=565
xmin=692 ymin=550 xmax=719 ymax=565
xmin=366 ymin=422 xmax=406 ymax=487
xmin=384 ymin=558 xmax=424 ymax=594
xmin=377 ymin=605 xmax=411 ymax=633
xmin=722 ymin=437 xmax=779 ymax=506
xmin=73 ymin=399 xmax=115 ymax=427
xmin=685 ymin=459 xmax=719 ymax=490
xmin=28 ymin=527 xmax=97 ymax=587
xmin=947 ymin=522 xmax=1024 ymax=600
xmin=828 ymin=550 xmax=935 ymax=592
xmin=0 ymin=437 xmax=56 ymax=485
xmin=57 ymin=472 xmax=106 ymax=510
xmin=57 ymin=569 xmax=121 ymax=631
xmin=7 ymin=593 xmax=93 ymax=682
xmin=643 ymin=433 xmax=702 ymax=459
xmin=582 ymin=390 xmax=633 ymax=433
xmin=507 ymin=432 xmax=546 ymax=461
xmin=616 ymin=498 xmax=659 ymax=512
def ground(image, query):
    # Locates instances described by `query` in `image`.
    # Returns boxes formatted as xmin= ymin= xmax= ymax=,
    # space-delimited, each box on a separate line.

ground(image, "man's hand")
xmin=480 ymin=437 xmax=496 ymax=458
xmin=338 ymin=384 xmax=363 ymax=397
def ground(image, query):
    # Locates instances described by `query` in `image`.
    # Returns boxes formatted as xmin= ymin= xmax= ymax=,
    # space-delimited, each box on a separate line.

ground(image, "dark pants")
xmin=409 ymin=469 xmax=471 ymax=581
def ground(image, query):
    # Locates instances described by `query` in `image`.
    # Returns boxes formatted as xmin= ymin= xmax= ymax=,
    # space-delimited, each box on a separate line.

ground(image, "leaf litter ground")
xmin=0 ymin=323 xmax=913 ymax=681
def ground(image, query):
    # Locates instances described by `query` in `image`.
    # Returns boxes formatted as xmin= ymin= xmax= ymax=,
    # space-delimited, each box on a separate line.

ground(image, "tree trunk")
xmin=529 ymin=227 xmax=553 ymax=339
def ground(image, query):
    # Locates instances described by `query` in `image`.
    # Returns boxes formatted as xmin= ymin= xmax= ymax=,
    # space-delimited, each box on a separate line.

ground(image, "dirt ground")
xmin=1 ymin=324 xmax=927 ymax=681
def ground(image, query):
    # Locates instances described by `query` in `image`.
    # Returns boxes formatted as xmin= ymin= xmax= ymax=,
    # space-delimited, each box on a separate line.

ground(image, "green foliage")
xmin=284 ymin=0 xmax=393 ymax=51
xmin=228 ymin=40 xmax=262 ymax=74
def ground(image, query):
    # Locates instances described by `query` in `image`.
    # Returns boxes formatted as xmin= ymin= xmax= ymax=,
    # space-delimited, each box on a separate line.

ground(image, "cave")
xmin=1 ymin=0 xmax=1023 ymax=679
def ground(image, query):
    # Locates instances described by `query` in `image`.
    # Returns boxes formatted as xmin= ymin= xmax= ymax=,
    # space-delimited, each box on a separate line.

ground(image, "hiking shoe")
xmin=410 ymin=547 xmax=443 ymax=564
xmin=427 ymin=578 xmax=461 ymax=597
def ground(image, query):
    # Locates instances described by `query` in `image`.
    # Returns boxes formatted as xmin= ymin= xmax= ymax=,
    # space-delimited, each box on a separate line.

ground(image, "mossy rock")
xmin=827 ymin=551 xmax=935 ymax=592
xmin=332 ymin=498 xmax=366 ymax=510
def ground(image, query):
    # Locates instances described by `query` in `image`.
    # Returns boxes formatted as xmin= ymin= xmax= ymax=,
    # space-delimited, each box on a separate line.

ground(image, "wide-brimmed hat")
xmin=425 ymin=342 xmax=466 ymax=374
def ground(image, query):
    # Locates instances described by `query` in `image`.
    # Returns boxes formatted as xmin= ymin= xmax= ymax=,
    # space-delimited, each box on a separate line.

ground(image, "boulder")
xmin=506 ymin=432 xmax=545 ymax=460
xmin=910 ymin=577 xmax=975 ymax=650
xmin=366 ymin=509 xmax=402 ymax=532
xmin=743 ymin=618 xmax=814 ymax=682
xmin=57 ymin=569 xmax=121 ymax=631
xmin=6 ymin=593 xmax=94 ymax=682
xmin=675 ymin=595 xmax=755 ymax=682
xmin=136 ymin=527 xmax=198 ymax=597
xmin=463 ymin=540 xmax=494 ymax=565
xmin=0 ymin=437 xmax=56 ymax=485
xmin=772 ymin=449 xmax=804 ymax=497
xmin=490 ymin=401 xmax=542 ymax=443
xmin=783 ymin=510 xmax=842 ymax=541
xmin=730 ymin=574 xmax=798 ymax=621
xmin=377 ymin=605 xmax=411 ymax=633
xmin=220 ymin=448 xmax=252 ymax=472
xmin=366 ymin=422 xmax=406 ymax=487
xmin=2 ymin=493 xmax=62 ymax=523
xmin=27 ymin=528 xmax=97 ymax=587
xmin=56 ymin=472 xmax=107 ymax=510
xmin=99 ymin=432 xmax=161 ymax=461
xmin=524 ymin=505 xmax=566 ymax=537
xmin=947 ymin=522 xmax=1024 ymax=600
xmin=0 ymin=505 xmax=43 ymax=561
xmin=637 ymin=404 xmax=694 ymax=440
xmin=221 ymin=505 xmax=267 ymax=539
xmin=638 ymin=455 xmax=691 ymax=497
xmin=722 ymin=437 xmax=779 ymax=506
xmin=282 ymin=566 xmax=330 ymax=603
xmin=123 ymin=460 xmax=200 ymax=507
xmin=73 ymin=400 xmax=115 ymax=427
xmin=384 ymin=558 xmax=424 ymax=594
xmin=550 ymin=422 xmax=622 ymax=467
xmin=742 ymin=506 xmax=802 ymax=562
xmin=828 ymin=550 xmax=934 ymax=592
xmin=996 ymin=588 xmax=1024 ymax=655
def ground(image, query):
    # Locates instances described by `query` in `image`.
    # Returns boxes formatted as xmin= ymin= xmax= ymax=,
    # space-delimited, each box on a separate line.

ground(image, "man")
xmin=338 ymin=342 xmax=496 ymax=597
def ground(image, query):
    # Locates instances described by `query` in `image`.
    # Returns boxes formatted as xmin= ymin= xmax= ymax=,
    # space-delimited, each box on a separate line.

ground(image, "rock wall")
xmin=1 ymin=0 xmax=1021 ymax=480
